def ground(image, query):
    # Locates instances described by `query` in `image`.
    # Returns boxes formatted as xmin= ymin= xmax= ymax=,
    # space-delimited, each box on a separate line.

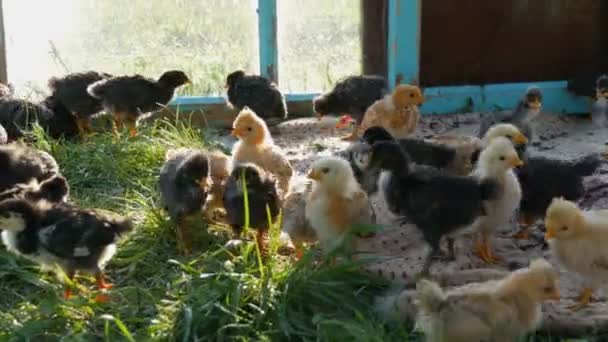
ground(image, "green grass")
xmin=0 ymin=119 xmax=412 ymax=341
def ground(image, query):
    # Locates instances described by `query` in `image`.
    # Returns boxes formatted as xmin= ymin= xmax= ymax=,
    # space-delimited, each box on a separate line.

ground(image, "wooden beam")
xmin=0 ymin=0 xmax=7 ymax=84
xmin=387 ymin=0 xmax=421 ymax=87
xmin=361 ymin=0 xmax=388 ymax=77
xmin=257 ymin=0 xmax=278 ymax=83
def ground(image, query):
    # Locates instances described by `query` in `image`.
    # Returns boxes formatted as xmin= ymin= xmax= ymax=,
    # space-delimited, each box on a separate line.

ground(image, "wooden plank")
xmin=257 ymin=0 xmax=278 ymax=83
xmin=387 ymin=0 xmax=420 ymax=87
xmin=0 ymin=0 xmax=6 ymax=84
xmin=361 ymin=0 xmax=388 ymax=77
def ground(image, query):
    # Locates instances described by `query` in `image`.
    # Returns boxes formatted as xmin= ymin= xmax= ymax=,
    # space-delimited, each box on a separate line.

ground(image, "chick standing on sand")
xmin=471 ymin=137 xmax=523 ymax=264
xmin=231 ymin=107 xmax=293 ymax=198
xmin=305 ymin=157 xmax=374 ymax=254
xmin=416 ymin=259 xmax=559 ymax=342
xmin=545 ymin=198 xmax=608 ymax=311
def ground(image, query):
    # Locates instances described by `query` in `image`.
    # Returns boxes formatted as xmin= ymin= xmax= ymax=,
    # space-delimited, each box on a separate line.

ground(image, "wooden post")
xmin=0 ymin=0 xmax=7 ymax=84
xmin=258 ymin=0 xmax=278 ymax=83
xmin=361 ymin=0 xmax=388 ymax=77
xmin=387 ymin=0 xmax=421 ymax=87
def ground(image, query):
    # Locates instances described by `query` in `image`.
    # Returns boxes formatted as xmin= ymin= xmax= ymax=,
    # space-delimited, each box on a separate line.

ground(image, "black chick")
xmin=88 ymin=70 xmax=190 ymax=137
xmin=478 ymin=87 xmax=543 ymax=141
xmin=225 ymin=70 xmax=287 ymax=124
xmin=0 ymin=174 xmax=69 ymax=204
xmin=159 ymin=149 xmax=210 ymax=255
xmin=314 ymin=75 xmax=388 ymax=140
xmin=48 ymin=71 xmax=112 ymax=138
xmin=512 ymin=152 xmax=603 ymax=240
xmin=366 ymin=141 xmax=498 ymax=272
xmin=0 ymin=123 xmax=6 ymax=144
xmin=223 ymin=163 xmax=280 ymax=254
xmin=0 ymin=198 xmax=132 ymax=300
xmin=0 ymin=143 xmax=60 ymax=193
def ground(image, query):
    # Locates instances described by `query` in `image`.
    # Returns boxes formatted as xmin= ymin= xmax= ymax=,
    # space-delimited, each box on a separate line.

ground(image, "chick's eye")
xmin=246 ymin=127 xmax=252 ymax=132
xmin=321 ymin=167 xmax=330 ymax=174
xmin=505 ymin=134 xmax=512 ymax=139
xmin=409 ymin=93 xmax=415 ymax=98
xmin=499 ymin=156 xmax=505 ymax=161
xmin=561 ymin=226 xmax=568 ymax=231
xmin=543 ymin=286 xmax=554 ymax=293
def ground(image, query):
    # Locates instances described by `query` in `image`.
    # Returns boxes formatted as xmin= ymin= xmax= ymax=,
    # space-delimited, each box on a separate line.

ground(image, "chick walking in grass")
xmin=545 ymin=198 xmax=608 ymax=311
xmin=305 ymin=157 xmax=374 ymax=255
xmin=416 ymin=259 xmax=559 ymax=342
xmin=231 ymin=107 xmax=293 ymax=198
xmin=471 ymin=137 xmax=523 ymax=264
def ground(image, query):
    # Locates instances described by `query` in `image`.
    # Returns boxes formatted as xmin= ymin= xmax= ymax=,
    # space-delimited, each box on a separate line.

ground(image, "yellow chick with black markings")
xmin=416 ymin=259 xmax=559 ymax=342
xmin=545 ymin=198 xmax=608 ymax=311
xmin=231 ymin=107 xmax=293 ymax=198
xmin=305 ymin=157 xmax=373 ymax=254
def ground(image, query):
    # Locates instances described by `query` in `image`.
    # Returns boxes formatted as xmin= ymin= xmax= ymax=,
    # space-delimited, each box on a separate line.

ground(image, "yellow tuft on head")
xmin=392 ymin=85 xmax=425 ymax=108
xmin=231 ymin=107 xmax=272 ymax=145
xmin=544 ymin=197 xmax=585 ymax=240
xmin=483 ymin=123 xmax=528 ymax=146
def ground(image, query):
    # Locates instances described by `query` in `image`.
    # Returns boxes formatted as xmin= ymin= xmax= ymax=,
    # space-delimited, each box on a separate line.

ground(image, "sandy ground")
xmin=218 ymin=112 xmax=608 ymax=336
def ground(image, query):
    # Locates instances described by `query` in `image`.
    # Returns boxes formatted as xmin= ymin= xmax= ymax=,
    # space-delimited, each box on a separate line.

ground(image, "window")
xmin=4 ymin=0 xmax=259 ymax=97
xmin=277 ymin=0 xmax=361 ymax=93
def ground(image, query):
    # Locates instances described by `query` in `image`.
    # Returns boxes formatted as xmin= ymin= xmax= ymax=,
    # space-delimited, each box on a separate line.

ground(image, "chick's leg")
xmin=126 ymin=118 xmax=137 ymax=137
xmin=474 ymin=233 xmax=500 ymax=264
xmin=568 ymin=287 xmax=594 ymax=311
xmin=112 ymin=114 xmax=123 ymax=138
xmin=512 ymin=213 xmax=534 ymax=240
xmin=176 ymin=220 xmax=193 ymax=255
xmin=82 ymin=117 xmax=94 ymax=135
xmin=294 ymin=241 xmax=304 ymax=260
xmin=72 ymin=114 xmax=87 ymax=139
xmin=94 ymin=271 xmax=113 ymax=303
xmin=256 ymin=228 xmax=267 ymax=256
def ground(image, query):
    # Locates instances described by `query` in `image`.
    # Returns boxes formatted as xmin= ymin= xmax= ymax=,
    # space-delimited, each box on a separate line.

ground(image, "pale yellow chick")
xmin=231 ymin=107 xmax=293 ymax=197
xmin=545 ymin=198 xmax=608 ymax=310
xmin=482 ymin=123 xmax=529 ymax=146
xmin=355 ymin=84 xmax=425 ymax=139
xmin=472 ymin=137 xmax=523 ymax=264
xmin=416 ymin=259 xmax=560 ymax=342
xmin=305 ymin=157 xmax=373 ymax=253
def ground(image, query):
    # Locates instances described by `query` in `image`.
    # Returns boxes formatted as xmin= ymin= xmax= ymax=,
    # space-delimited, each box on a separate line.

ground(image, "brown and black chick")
xmin=314 ymin=75 xmax=388 ymax=140
xmin=365 ymin=141 xmax=498 ymax=272
xmin=159 ymin=148 xmax=210 ymax=255
xmin=0 ymin=198 xmax=132 ymax=300
xmin=0 ymin=175 xmax=69 ymax=205
xmin=0 ymin=143 xmax=61 ymax=193
xmin=223 ymin=163 xmax=281 ymax=254
xmin=87 ymin=70 xmax=190 ymax=137
xmin=225 ymin=70 xmax=287 ymax=125
xmin=479 ymin=86 xmax=543 ymax=142
xmin=48 ymin=71 xmax=112 ymax=138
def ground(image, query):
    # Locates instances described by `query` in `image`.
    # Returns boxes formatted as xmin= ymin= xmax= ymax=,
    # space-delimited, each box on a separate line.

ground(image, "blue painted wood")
xmin=387 ymin=0 xmax=421 ymax=88
xmin=257 ymin=0 xmax=278 ymax=82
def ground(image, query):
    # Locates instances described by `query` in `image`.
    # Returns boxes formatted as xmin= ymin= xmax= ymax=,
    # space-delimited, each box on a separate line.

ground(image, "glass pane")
xmin=278 ymin=0 xmax=362 ymax=93
xmin=4 ymin=0 xmax=259 ymax=97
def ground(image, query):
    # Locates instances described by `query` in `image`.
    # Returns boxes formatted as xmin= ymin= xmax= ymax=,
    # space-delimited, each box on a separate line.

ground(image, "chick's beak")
xmin=513 ymin=133 xmax=528 ymax=145
xmin=307 ymin=169 xmax=321 ymax=180
xmin=231 ymin=128 xmax=242 ymax=137
xmin=529 ymin=100 xmax=542 ymax=109
xmin=544 ymin=225 xmax=556 ymax=240
xmin=508 ymin=155 xmax=524 ymax=168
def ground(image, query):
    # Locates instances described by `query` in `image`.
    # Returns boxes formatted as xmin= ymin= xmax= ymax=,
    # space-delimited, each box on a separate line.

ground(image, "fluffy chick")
xmin=471 ymin=137 xmax=523 ymax=263
xmin=225 ymin=70 xmax=287 ymax=124
xmin=513 ymin=152 xmax=602 ymax=240
xmin=88 ymin=70 xmax=190 ymax=137
xmin=231 ymin=107 xmax=293 ymax=197
xmin=281 ymin=176 xmax=316 ymax=259
xmin=48 ymin=71 xmax=112 ymax=138
xmin=478 ymin=86 xmax=543 ymax=141
xmin=0 ymin=175 xmax=69 ymax=204
xmin=353 ymin=84 xmax=425 ymax=139
xmin=159 ymin=149 xmax=210 ymax=255
xmin=0 ymin=199 xmax=132 ymax=300
xmin=416 ymin=259 xmax=559 ymax=342
xmin=366 ymin=141 xmax=498 ymax=272
xmin=0 ymin=143 xmax=60 ymax=193
xmin=545 ymin=198 xmax=608 ymax=310
xmin=314 ymin=75 xmax=388 ymax=140
xmin=591 ymin=75 xmax=608 ymax=127
xmin=305 ymin=157 xmax=373 ymax=254
xmin=223 ymin=163 xmax=281 ymax=254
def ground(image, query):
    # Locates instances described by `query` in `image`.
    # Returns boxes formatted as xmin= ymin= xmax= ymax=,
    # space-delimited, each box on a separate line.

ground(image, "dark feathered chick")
xmin=88 ymin=70 xmax=190 ymax=137
xmin=0 ymin=83 xmax=13 ymax=98
xmin=478 ymin=86 xmax=543 ymax=141
xmin=365 ymin=141 xmax=498 ymax=272
xmin=512 ymin=152 xmax=603 ymax=240
xmin=314 ymin=75 xmax=388 ymax=140
xmin=223 ymin=163 xmax=280 ymax=254
xmin=0 ymin=143 xmax=60 ymax=193
xmin=0 ymin=175 xmax=69 ymax=204
xmin=159 ymin=148 xmax=210 ymax=254
xmin=591 ymin=75 xmax=608 ymax=127
xmin=0 ymin=199 xmax=132 ymax=300
xmin=48 ymin=71 xmax=112 ymax=138
xmin=0 ymin=123 xmax=6 ymax=144
xmin=226 ymin=70 xmax=287 ymax=124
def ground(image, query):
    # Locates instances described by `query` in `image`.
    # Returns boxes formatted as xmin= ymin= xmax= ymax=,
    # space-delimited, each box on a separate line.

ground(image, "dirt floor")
xmin=219 ymin=111 xmax=608 ymax=336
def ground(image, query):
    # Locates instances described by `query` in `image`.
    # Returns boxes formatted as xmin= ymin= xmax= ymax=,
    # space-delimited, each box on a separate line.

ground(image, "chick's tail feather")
xmin=573 ymin=154 xmax=603 ymax=177
xmin=416 ymin=279 xmax=446 ymax=314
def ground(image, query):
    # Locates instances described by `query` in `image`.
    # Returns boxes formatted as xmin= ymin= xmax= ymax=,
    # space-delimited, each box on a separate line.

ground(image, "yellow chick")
xmin=355 ymin=84 xmax=425 ymax=139
xmin=305 ymin=156 xmax=373 ymax=253
xmin=231 ymin=107 xmax=293 ymax=197
xmin=482 ymin=123 xmax=529 ymax=146
xmin=545 ymin=198 xmax=608 ymax=310
xmin=471 ymin=137 xmax=523 ymax=264
xmin=416 ymin=259 xmax=560 ymax=342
